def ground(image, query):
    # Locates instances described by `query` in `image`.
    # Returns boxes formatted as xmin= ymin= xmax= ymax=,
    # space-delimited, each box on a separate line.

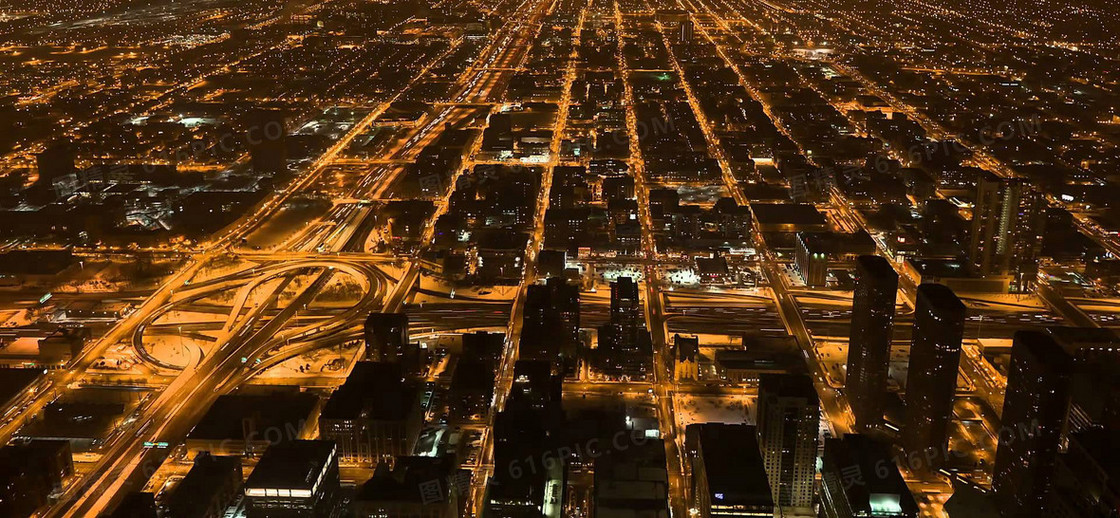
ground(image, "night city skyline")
xmin=0 ymin=0 xmax=1117 ymax=517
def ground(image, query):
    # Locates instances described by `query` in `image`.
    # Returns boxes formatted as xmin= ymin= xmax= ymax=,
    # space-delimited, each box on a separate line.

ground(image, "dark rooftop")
xmin=694 ymin=424 xmax=772 ymax=508
xmin=356 ymin=456 xmax=461 ymax=504
xmin=1013 ymin=331 xmax=1074 ymax=373
xmin=245 ymin=440 xmax=336 ymax=491
xmin=188 ymin=389 xmax=318 ymax=442
xmin=824 ymin=434 xmax=918 ymax=514
xmin=751 ymin=203 xmax=827 ymax=227
xmin=916 ymin=282 xmax=966 ymax=314
xmin=856 ymin=254 xmax=898 ymax=280
xmin=320 ymin=362 xmax=417 ymax=422
xmin=165 ymin=453 xmax=242 ymax=516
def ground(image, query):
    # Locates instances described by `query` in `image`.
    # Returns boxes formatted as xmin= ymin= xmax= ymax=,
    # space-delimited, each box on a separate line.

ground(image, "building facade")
xmin=902 ymin=283 xmax=965 ymax=470
xmin=846 ymin=255 xmax=899 ymax=430
xmin=757 ymin=374 xmax=819 ymax=514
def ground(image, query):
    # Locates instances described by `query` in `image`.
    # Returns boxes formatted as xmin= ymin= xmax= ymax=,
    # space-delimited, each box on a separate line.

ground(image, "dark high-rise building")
xmin=902 ymin=283 xmax=965 ymax=469
xmin=593 ymin=440 xmax=669 ymax=518
xmin=520 ymin=277 xmax=580 ymax=364
xmin=363 ymin=312 xmax=416 ymax=369
xmin=35 ymin=140 xmax=75 ymax=188
xmin=318 ymin=362 xmax=422 ymax=463
xmin=846 ymin=255 xmax=898 ymax=430
xmin=601 ymin=174 xmax=635 ymax=202
xmin=943 ymin=479 xmax=1000 ymax=518
xmin=968 ymin=171 xmax=1002 ymax=273
xmin=245 ymin=109 xmax=288 ymax=174
xmin=185 ymin=389 xmax=319 ymax=457
xmin=757 ymin=374 xmax=819 ymax=513
xmin=0 ymin=439 xmax=74 ymax=517
xmin=448 ymin=358 xmax=496 ymax=422
xmin=595 ymin=276 xmax=652 ymax=380
xmin=461 ymin=331 xmax=505 ymax=364
xmin=609 ymin=276 xmax=641 ymax=330
xmin=993 ymin=331 xmax=1074 ymax=518
xmin=486 ymin=378 xmax=566 ymax=518
xmin=968 ymin=172 xmax=1045 ymax=291
xmin=164 ymin=452 xmax=243 ymax=518
xmin=792 ymin=232 xmax=876 ymax=288
xmin=690 ymin=423 xmax=774 ymax=518
xmin=1050 ymin=429 xmax=1120 ymax=518
xmin=820 ymin=435 xmax=918 ymax=518
xmin=353 ymin=456 xmax=467 ymax=518
xmin=489 ymin=112 xmax=512 ymax=137
xmin=244 ymin=440 xmax=340 ymax=518
xmin=1045 ymin=327 xmax=1120 ymax=434
xmin=510 ymin=360 xmax=562 ymax=412
xmin=921 ymin=198 xmax=966 ymax=246
xmin=482 ymin=112 xmax=514 ymax=153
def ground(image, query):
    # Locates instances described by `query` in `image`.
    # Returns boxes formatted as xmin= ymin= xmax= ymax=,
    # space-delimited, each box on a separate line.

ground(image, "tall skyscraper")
xmin=993 ymin=331 xmax=1073 ymax=518
xmin=820 ymin=435 xmax=919 ymax=518
xmin=363 ymin=312 xmax=411 ymax=365
xmin=757 ymin=373 xmax=819 ymax=513
xmin=968 ymin=172 xmax=1045 ymax=291
xmin=902 ymin=283 xmax=965 ymax=469
xmin=1049 ymin=429 xmax=1120 ymax=518
xmin=691 ymin=423 xmax=774 ymax=518
xmin=244 ymin=441 xmax=340 ymax=517
xmin=520 ymin=277 xmax=580 ymax=364
xmin=609 ymin=276 xmax=642 ymax=330
xmin=1044 ymin=327 xmax=1120 ymax=434
xmin=968 ymin=171 xmax=1002 ymax=273
xmin=595 ymin=276 xmax=652 ymax=380
xmin=846 ymin=255 xmax=898 ymax=430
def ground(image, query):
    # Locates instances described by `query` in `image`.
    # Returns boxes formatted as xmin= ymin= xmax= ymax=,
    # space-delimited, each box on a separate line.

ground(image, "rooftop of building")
xmin=245 ymin=440 xmax=336 ymax=491
xmin=693 ymin=423 xmax=773 ymax=507
xmin=824 ymin=434 xmax=918 ymax=514
xmin=356 ymin=455 xmax=460 ymax=504
xmin=751 ymin=203 xmax=827 ymax=227
xmin=916 ymin=282 xmax=966 ymax=313
xmin=856 ymin=254 xmax=898 ymax=280
xmin=188 ymin=389 xmax=318 ymax=442
xmin=165 ymin=453 xmax=242 ymax=514
xmin=321 ymin=363 xmax=418 ymax=422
